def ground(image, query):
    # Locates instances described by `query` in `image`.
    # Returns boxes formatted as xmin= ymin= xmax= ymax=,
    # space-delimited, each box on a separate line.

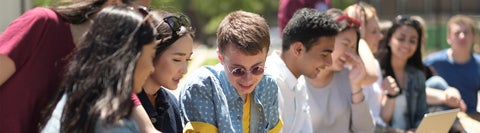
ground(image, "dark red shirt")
xmin=0 ymin=8 xmax=75 ymax=133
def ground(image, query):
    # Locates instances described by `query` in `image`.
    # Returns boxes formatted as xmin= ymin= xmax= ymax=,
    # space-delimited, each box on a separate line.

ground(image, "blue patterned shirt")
xmin=179 ymin=64 xmax=282 ymax=133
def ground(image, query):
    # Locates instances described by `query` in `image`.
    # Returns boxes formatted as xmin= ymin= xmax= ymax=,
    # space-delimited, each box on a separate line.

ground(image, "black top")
xmin=137 ymin=88 xmax=183 ymax=133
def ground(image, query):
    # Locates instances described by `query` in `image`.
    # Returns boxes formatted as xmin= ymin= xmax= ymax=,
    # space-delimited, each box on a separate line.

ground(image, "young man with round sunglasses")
xmin=179 ymin=10 xmax=283 ymax=132
xmin=264 ymin=8 xmax=338 ymax=133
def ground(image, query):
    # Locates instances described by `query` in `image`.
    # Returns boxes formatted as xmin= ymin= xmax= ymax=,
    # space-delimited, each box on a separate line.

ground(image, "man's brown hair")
xmin=217 ymin=10 xmax=270 ymax=55
xmin=447 ymin=15 xmax=476 ymax=35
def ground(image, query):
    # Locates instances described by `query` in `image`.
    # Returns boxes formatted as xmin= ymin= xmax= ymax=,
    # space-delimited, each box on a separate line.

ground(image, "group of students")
xmin=1 ymin=0 xmax=479 ymax=133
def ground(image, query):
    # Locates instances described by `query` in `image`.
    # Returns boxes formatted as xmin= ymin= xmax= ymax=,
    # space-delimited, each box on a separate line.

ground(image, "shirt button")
xmin=151 ymin=118 xmax=157 ymax=123
xmin=237 ymin=116 xmax=241 ymax=120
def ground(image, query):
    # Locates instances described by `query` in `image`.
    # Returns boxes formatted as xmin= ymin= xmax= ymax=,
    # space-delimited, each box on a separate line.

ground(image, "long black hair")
xmin=53 ymin=0 xmax=137 ymax=24
xmin=39 ymin=5 xmax=155 ymax=133
xmin=376 ymin=16 xmax=424 ymax=78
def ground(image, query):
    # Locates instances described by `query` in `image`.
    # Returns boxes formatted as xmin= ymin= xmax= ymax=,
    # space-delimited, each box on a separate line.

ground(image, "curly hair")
xmin=282 ymin=8 xmax=339 ymax=52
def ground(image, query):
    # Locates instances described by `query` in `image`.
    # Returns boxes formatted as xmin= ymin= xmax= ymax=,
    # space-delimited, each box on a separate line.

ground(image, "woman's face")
xmin=133 ymin=41 xmax=156 ymax=93
xmin=389 ymin=25 xmax=419 ymax=61
xmin=148 ymin=36 xmax=193 ymax=90
xmin=330 ymin=29 xmax=359 ymax=71
xmin=364 ymin=17 xmax=384 ymax=53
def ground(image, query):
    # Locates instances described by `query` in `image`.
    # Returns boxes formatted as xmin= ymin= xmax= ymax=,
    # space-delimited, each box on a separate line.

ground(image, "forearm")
xmin=426 ymin=87 xmax=446 ymax=105
xmin=350 ymin=99 xmax=375 ymax=132
xmin=381 ymin=97 xmax=396 ymax=123
xmin=131 ymin=105 xmax=160 ymax=133
xmin=358 ymin=41 xmax=379 ymax=86
xmin=0 ymin=55 xmax=15 ymax=86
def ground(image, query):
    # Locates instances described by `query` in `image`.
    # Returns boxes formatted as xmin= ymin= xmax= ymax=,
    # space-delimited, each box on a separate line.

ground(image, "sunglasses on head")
xmin=395 ymin=16 xmax=420 ymax=27
xmin=162 ymin=15 xmax=192 ymax=39
xmin=226 ymin=65 xmax=265 ymax=77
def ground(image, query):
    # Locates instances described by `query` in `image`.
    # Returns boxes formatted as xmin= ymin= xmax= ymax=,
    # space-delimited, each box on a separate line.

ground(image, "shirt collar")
xmin=267 ymin=51 xmax=298 ymax=90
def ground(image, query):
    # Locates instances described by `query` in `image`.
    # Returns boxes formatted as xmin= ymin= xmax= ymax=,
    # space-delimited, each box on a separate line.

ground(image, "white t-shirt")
xmin=362 ymin=59 xmax=387 ymax=126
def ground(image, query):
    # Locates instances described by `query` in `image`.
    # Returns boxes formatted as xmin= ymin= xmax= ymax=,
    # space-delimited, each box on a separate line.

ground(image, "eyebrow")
xmin=341 ymin=37 xmax=352 ymax=43
xmin=231 ymin=61 xmax=264 ymax=69
xmin=322 ymin=49 xmax=333 ymax=53
xmin=172 ymin=52 xmax=193 ymax=56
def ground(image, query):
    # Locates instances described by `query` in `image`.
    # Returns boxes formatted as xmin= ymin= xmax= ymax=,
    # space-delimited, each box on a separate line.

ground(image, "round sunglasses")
xmin=226 ymin=65 xmax=265 ymax=77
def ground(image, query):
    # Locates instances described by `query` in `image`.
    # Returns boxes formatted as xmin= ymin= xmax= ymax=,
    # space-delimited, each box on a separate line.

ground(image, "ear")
xmin=216 ymin=49 xmax=224 ymax=64
xmin=291 ymin=42 xmax=304 ymax=56
xmin=446 ymin=33 xmax=453 ymax=46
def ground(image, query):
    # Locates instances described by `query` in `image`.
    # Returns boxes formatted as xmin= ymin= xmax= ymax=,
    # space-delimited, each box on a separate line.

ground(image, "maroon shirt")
xmin=278 ymin=0 xmax=331 ymax=35
xmin=0 ymin=8 xmax=75 ymax=133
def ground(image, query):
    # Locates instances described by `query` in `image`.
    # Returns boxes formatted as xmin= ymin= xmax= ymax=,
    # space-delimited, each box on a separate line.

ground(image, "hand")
xmin=381 ymin=76 xmax=399 ymax=96
xmin=345 ymin=52 xmax=366 ymax=90
xmin=444 ymin=87 xmax=467 ymax=112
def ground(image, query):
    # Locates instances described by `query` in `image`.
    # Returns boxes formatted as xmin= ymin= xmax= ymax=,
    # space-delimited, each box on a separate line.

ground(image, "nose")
xmin=325 ymin=54 xmax=333 ymax=67
xmin=459 ymin=32 xmax=465 ymax=39
xmin=240 ymin=72 xmax=253 ymax=83
xmin=180 ymin=62 xmax=188 ymax=74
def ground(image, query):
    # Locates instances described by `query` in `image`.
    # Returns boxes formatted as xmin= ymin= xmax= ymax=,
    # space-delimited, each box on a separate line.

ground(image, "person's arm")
xmin=131 ymin=105 xmax=160 ymax=133
xmin=380 ymin=76 xmax=399 ymax=123
xmin=426 ymin=87 xmax=446 ymax=105
xmin=345 ymin=52 xmax=375 ymax=132
xmin=358 ymin=39 xmax=379 ymax=87
xmin=444 ymin=87 xmax=467 ymax=112
xmin=0 ymin=55 xmax=15 ymax=86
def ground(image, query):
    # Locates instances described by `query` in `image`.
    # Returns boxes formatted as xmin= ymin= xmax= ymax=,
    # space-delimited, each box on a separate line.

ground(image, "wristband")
xmin=352 ymin=89 xmax=362 ymax=95
xmin=387 ymin=88 xmax=402 ymax=98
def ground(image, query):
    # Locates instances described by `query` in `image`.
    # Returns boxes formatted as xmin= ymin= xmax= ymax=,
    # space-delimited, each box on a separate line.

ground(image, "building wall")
xmin=0 ymin=0 xmax=31 ymax=33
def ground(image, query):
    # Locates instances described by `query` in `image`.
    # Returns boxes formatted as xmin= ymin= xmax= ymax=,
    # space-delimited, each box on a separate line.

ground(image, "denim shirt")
xmin=391 ymin=65 xmax=428 ymax=129
xmin=179 ymin=64 xmax=282 ymax=133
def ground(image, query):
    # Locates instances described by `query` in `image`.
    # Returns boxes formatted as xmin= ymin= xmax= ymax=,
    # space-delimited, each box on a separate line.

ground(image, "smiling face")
xmin=133 ymin=41 xmax=156 ymax=93
xmin=294 ymin=36 xmax=335 ymax=78
xmin=330 ymin=29 xmax=359 ymax=71
xmin=220 ymin=44 xmax=268 ymax=99
xmin=146 ymin=36 xmax=193 ymax=91
xmin=389 ymin=25 xmax=419 ymax=61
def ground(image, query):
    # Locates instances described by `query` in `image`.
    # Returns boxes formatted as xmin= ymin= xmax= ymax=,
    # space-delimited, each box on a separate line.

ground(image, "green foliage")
xmin=32 ymin=0 xmax=279 ymax=45
xmin=331 ymin=0 xmax=356 ymax=9
xmin=201 ymin=57 xmax=219 ymax=66
xmin=34 ymin=0 xmax=54 ymax=7
xmin=151 ymin=0 xmax=279 ymax=45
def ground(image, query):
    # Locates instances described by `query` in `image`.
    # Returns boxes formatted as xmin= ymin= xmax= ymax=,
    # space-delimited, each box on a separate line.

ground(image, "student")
xmin=39 ymin=6 xmax=156 ymax=132
xmin=137 ymin=10 xmax=195 ymax=133
xmin=377 ymin=16 xmax=428 ymax=131
xmin=179 ymin=10 xmax=283 ymax=133
xmin=265 ymin=8 xmax=338 ymax=133
xmin=0 ymin=0 xmax=152 ymax=132
xmin=298 ymin=8 xmax=375 ymax=133
xmin=423 ymin=15 xmax=480 ymax=121
xmin=344 ymin=2 xmax=386 ymax=128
